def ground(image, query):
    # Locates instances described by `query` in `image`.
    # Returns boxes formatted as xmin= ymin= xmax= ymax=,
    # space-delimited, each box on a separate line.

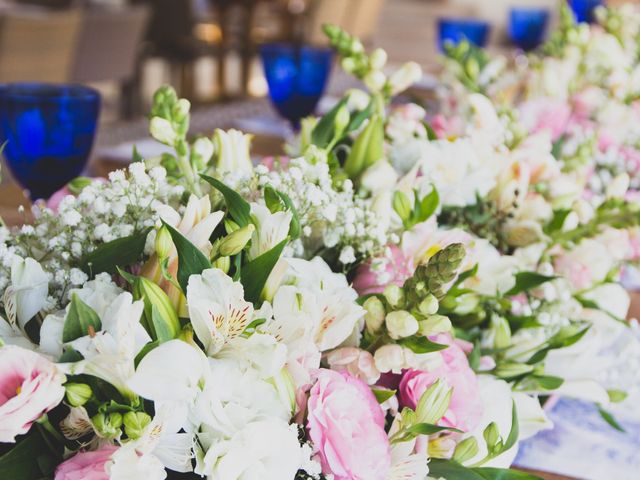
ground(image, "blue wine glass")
xmin=437 ymin=18 xmax=491 ymax=52
xmin=0 ymin=83 xmax=100 ymax=200
xmin=569 ymin=0 xmax=605 ymax=23
xmin=509 ymin=7 xmax=550 ymax=51
xmin=260 ymin=44 xmax=333 ymax=131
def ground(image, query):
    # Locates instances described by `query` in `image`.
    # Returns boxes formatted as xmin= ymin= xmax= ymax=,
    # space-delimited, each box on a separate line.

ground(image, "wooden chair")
xmin=0 ymin=8 xmax=81 ymax=82
xmin=70 ymin=4 xmax=151 ymax=117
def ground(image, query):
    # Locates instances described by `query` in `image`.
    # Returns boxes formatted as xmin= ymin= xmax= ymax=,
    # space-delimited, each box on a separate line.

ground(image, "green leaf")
xmin=428 ymin=459 xmax=543 ymax=480
xmin=518 ymin=375 xmax=564 ymax=391
xmin=505 ymin=272 xmax=556 ymax=296
xmin=151 ymin=304 xmax=175 ymax=342
xmin=544 ymin=209 xmax=571 ymax=234
xmin=162 ymin=220 xmax=211 ymax=293
xmin=416 ymin=187 xmax=439 ymax=224
xmin=405 ymin=422 xmax=463 ymax=436
xmin=0 ymin=430 xmax=62 ymax=479
xmin=201 ymin=174 xmax=251 ymax=227
xmin=273 ymin=189 xmax=301 ymax=239
xmin=240 ymin=238 xmax=288 ymax=303
xmin=82 ymin=227 xmax=152 ymax=275
xmin=399 ymin=336 xmax=449 ymax=354
xmin=597 ymin=405 xmax=626 ymax=432
xmin=502 ymin=400 xmax=519 ymax=452
xmin=62 ymin=293 xmax=102 ymax=343
xmin=372 ymin=388 xmax=396 ymax=404
xmin=311 ymin=97 xmax=348 ymax=148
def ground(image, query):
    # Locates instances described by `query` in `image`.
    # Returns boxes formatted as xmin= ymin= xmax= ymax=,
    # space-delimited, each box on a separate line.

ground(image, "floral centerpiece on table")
xmin=1 ymin=15 xmax=639 ymax=480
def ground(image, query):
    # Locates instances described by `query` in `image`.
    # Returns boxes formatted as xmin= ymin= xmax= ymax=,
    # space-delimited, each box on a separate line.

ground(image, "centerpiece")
xmin=1 ymin=3 xmax=639 ymax=479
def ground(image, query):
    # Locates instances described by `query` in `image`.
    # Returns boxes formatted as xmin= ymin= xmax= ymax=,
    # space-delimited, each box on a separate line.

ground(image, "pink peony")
xmin=54 ymin=446 xmax=117 ymax=480
xmin=352 ymin=245 xmax=414 ymax=296
xmin=398 ymin=334 xmax=483 ymax=432
xmin=307 ymin=369 xmax=391 ymax=480
xmin=0 ymin=346 xmax=66 ymax=443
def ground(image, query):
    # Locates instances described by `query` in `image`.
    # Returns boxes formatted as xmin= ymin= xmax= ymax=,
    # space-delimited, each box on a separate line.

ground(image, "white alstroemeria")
xmin=581 ymin=283 xmax=630 ymax=319
xmin=109 ymin=406 xmax=194 ymax=477
xmin=195 ymin=419 xmax=301 ymax=480
xmin=283 ymin=257 xmax=366 ymax=351
xmin=212 ymin=128 xmax=254 ymax=177
xmin=0 ymin=315 xmax=35 ymax=349
xmin=387 ymin=417 xmax=429 ymax=480
xmin=6 ymin=257 xmax=48 ymax=328
xmin=512 ymin=392 xmax=553 ymax=440
xmin=248 ymin=203 xmax=292 ymax=261
xmin=467 ymin=93 xmax=505 ymax=147
xmin=187 ymin=268 xmax=253 ymax=355
xmin=259 ymin=285 xmax=321 ymax=386
xmin=63 ymin=292 xmax=149 ymax=398
xmin=59 ymin=406 xmax=93 ymax=440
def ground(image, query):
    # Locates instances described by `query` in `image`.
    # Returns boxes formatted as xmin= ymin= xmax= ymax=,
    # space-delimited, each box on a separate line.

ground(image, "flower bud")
xmin=268 ymin=368 xmax=297 ymax=416
xmin=490 ymin=314 xmax=511 ymax=350
xmin=65 ymin=383 xmax=92 ymax=407
xmin=418 ymin=294 xmax=439 ymax=316
xmin=415 ymin=379 xmax=452 ymax=424
xmin=92 ymin=412 xmax=123 ymax=439
xmin=346 ymin=89 xmax=370 ymax=111
xmin=389 ymin=62 xmax=422 ymax=95
xmin=494 ymin=362 xmax=534 ymax=379
xmin=606 ymin=173 xmax=630 ymax=199
xmin=452 ymin=437 xmax=479 ymax=464
xmin=123 ymin=411 xmax=152 ymax=440
xmin=393 ymin=191 xmax=412 ymax=222
xmin=385 ymin=310 xmax=419 ymax=340
xmin=155 ymin=225 xmax=173 ymax=260
xmin=218 ymin=224 xmax=255 ymax=257
xmin=341 ymin=57 xmax=357 ymax=74
xmin=213 ymin=255 xmax=230 ymax=274
xmin=334 ymin=105 xmax=350 ymax=134
xmin=363 ymin=296 xmax=386 ymax=334
xmin=418 ymin=314 xmax=451 ymax=336
xmin=150 ymin=117 xmax=177 ymax=145
xmin=370 ymin=48 xmax=388 ymax=70
xmin=133 ymin=276 xmax=181 ymax=341
xmin=364 ymin=71 xmax=387 ymax=92
xmin=483 ymin=422 xmax=501 ymax=451
xmin=454 ymin=293 xmax=479 ymax=315
xmin=383 ymin=284 xmax=405 ymax=309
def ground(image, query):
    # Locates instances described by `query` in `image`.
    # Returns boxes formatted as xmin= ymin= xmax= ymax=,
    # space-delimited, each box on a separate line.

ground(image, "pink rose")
xmin=0 ymin=346 xmax=66 ymax=443
xmin=353 ymin=245 xmax=414 ymax=296
xmin=325 ymin=348 xmax=380 ymax=385
xmin=54 ymin=446 xmax=117 ymax=480
xmin=398 ymin=334 xmax=483 ymax=432
xmin=307 ymin=369 xmax=391 ymax=480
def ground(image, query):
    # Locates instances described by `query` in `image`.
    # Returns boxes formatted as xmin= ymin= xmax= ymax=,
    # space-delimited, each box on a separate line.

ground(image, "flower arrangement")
xmin=1 ymin=3 xmax=640 ymax=479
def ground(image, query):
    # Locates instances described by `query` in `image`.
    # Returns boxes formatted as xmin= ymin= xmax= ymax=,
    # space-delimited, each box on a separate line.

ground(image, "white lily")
xmin=248 ymin=203 xmax=291 ymax=261
xmin=187 ymin=268 xmax=253 ymax=356
xmin=6 ymin=257 xmax=48 ymax=329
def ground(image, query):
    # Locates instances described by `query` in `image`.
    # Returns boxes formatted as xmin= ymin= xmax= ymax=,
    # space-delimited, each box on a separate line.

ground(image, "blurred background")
xmin=0 ymin=0 xmax=631 ymax=122
xmin=0 ymin=0 xmax=636 ymax=216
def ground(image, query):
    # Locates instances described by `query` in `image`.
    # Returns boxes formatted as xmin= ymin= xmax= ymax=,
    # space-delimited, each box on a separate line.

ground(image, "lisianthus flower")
xmin=399 ymin=334 xmax=483 ymax=432
xmin=54 ymin=446 xmax=117 ymax=480
xmin=0 ymin=346 xmax=66 ymax=443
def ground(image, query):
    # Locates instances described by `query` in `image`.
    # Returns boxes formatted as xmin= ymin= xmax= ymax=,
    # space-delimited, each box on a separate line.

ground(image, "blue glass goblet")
xmin=0 ymin=83 xmax=100 ymax=200
xmin=437 ymin=18 xmax=491 ymax=52
xmin=509 ymin=7 xmax=550 ymax=51
xmin=569 ymin=0 xmax=605 ymax=23
xmin=260 ymin=44 xmax=333 ymax=131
